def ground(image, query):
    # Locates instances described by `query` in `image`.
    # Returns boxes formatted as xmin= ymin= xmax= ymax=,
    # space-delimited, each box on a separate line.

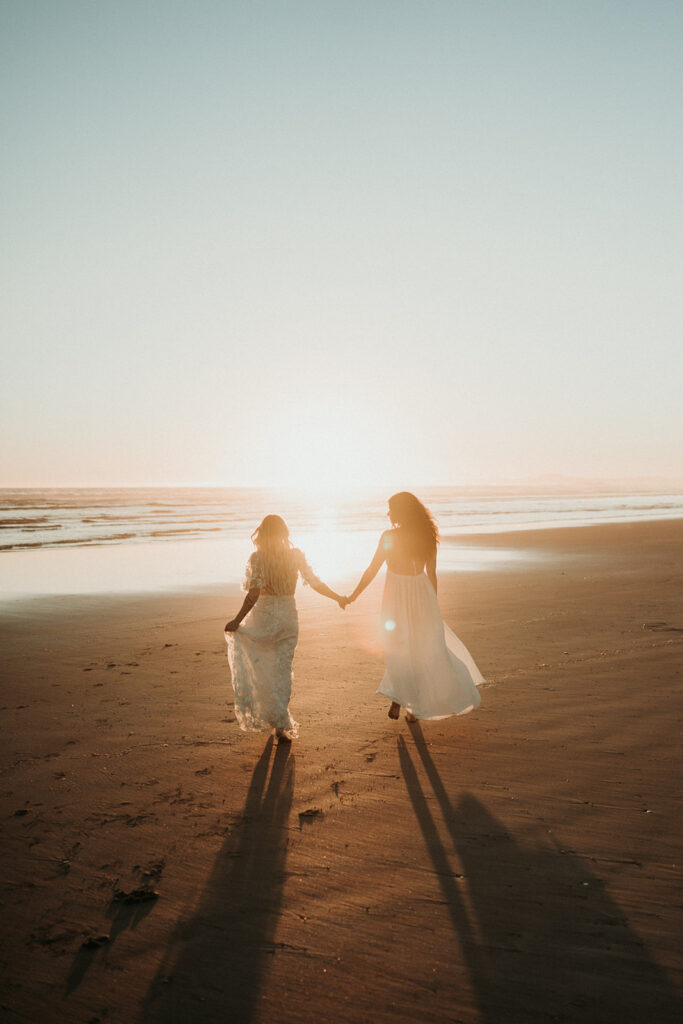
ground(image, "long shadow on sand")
xmin=398 ymin=725 xmax=682 ymax=1024
xmin=142 ymin=737 xmax=294 ymax=1024
xmin=66 ymin=884 xmax=158 ymax=994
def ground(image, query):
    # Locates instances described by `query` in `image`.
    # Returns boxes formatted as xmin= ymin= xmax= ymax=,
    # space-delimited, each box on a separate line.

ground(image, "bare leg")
xmin=405 ymin=710 xmax=417 ymax=723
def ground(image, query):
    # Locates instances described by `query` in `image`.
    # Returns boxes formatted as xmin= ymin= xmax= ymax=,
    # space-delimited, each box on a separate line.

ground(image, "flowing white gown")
xmin=377 ymin=569 xmax=484 ymax=720
xmin=225 ymin=548 xmax=319 ymax=739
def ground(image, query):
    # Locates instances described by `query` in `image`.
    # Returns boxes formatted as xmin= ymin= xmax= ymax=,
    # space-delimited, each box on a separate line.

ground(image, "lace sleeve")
xmin=294 ymin=548 xmax=322 ymax=589
xmin=242 ymin=552 xmax=264 ymax=591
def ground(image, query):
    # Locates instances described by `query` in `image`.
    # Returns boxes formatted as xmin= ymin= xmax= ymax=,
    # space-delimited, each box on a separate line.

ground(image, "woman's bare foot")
xmin=275 ymin=728 xmax=292 ymax=742
xmin=388 ymin=701 xmax=400 ymax=720
xmin=405 ymin=711 xmax=418 ymax=723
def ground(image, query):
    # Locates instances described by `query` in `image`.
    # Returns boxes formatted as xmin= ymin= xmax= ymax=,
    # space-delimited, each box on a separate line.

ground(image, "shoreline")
xmin=1 ymin=518 xmax=682 ymax=1022
xmin=3 ymin=516 xmax=683 ymax=609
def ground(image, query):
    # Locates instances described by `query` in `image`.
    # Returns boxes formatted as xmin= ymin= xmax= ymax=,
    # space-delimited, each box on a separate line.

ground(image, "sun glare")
xmin=295 ymin=506 xmax=373 ymax=585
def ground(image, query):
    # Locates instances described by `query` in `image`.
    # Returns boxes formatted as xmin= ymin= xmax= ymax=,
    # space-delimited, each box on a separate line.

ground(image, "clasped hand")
xmin=227 ymin=597 xmax=353 ymax=626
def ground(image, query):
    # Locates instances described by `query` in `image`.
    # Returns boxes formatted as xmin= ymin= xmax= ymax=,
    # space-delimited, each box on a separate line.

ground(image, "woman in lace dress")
xmin=225 ymin=515 xmax=344 ymax=740
xmin=344 ymin=492 xmax=484 ymax=722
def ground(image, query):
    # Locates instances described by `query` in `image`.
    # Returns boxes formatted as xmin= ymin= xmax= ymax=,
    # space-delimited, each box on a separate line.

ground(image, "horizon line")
xmin=2 ymin=477 xmax=683 ymax=492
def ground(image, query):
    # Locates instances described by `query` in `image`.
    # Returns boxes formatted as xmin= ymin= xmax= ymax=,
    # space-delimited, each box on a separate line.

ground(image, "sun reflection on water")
xmin=294 ymin=512 xmax=375 ymax=586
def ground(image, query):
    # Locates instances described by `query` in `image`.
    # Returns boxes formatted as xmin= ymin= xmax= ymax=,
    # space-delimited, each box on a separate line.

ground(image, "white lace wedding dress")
xmin=225 ymin=548 xmax=320 ymax=739
xmin=377 ymin=569 xmax=484 ymax=719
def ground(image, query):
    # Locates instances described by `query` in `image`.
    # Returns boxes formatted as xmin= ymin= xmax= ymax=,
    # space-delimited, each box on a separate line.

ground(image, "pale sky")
xmin=2 ymin=1 xmax=682 ymax=489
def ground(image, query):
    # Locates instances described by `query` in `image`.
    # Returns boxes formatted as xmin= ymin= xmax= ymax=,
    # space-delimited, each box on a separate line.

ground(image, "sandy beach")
xmin=1 ymin=518 xmax=682 ymax=1023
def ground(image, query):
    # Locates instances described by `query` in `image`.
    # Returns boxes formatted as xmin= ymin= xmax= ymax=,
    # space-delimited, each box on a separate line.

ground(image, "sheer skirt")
xmin=225 ymin=595 xmax=299 ymax=738
xmin=377 ymin=570 xmax=483 ymax=720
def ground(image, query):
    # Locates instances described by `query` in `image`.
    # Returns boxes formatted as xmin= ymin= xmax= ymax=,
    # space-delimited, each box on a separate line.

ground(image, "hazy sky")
xmin=2 ymin=1 xmax=682 ymax=489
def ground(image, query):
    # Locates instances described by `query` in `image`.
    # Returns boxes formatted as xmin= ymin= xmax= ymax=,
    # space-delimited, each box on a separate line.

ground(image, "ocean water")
xmin=1 ymin=486 xmax=682 ymax=599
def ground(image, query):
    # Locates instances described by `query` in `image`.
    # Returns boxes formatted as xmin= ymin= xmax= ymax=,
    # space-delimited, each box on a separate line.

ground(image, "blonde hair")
xmin=250 ymin=514 xmax=298 ymax=594
xmin=388 ymin=492 xmax=439 ymax=560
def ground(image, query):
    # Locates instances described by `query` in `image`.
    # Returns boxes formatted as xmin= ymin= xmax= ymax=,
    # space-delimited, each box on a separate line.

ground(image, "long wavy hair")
xmin=250 ymin=514 xmax=298 ymax=593
xmin=388 ymin=492 xmax=439 ymax=560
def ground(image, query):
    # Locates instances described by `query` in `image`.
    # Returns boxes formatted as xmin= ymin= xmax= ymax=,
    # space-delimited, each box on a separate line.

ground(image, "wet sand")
xmin=1 ymin=519 xmax=682 ymax=1023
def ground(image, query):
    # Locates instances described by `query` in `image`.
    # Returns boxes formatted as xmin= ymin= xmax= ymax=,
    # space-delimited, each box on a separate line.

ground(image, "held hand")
xmin=224 ymin=619 xmax=240 ymax=632
xmin=338 ymin=595 xmax=352 ymax=610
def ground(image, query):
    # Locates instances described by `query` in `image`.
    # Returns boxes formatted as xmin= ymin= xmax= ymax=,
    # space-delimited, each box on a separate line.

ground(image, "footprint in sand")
xmin=81 ymin=934 xmax=110 ymax=949
xmin=299 ymin=808 xmax=324 ymax=829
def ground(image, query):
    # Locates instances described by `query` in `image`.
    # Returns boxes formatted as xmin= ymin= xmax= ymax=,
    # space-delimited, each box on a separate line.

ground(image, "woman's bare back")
xmin=383 ymin=529 xmax=427 ymax=575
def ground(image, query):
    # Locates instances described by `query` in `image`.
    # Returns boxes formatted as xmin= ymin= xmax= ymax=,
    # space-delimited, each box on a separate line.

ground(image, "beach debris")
xmin=299 ymin=808 xmax=323 ymax=829
xmin=51 ymin=857 xmax=72 ymax=876
xmin=136 ymin=859 xmax=165 ymax=884
xmin=112 ymin=887 xmax=159 ymax=904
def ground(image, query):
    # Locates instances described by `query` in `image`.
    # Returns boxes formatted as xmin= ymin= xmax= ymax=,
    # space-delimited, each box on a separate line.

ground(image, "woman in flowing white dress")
xmin=344 ymin=492 xmax=484 ymax=722
xmin=225 ymin=515 xmax=344 ymax=740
